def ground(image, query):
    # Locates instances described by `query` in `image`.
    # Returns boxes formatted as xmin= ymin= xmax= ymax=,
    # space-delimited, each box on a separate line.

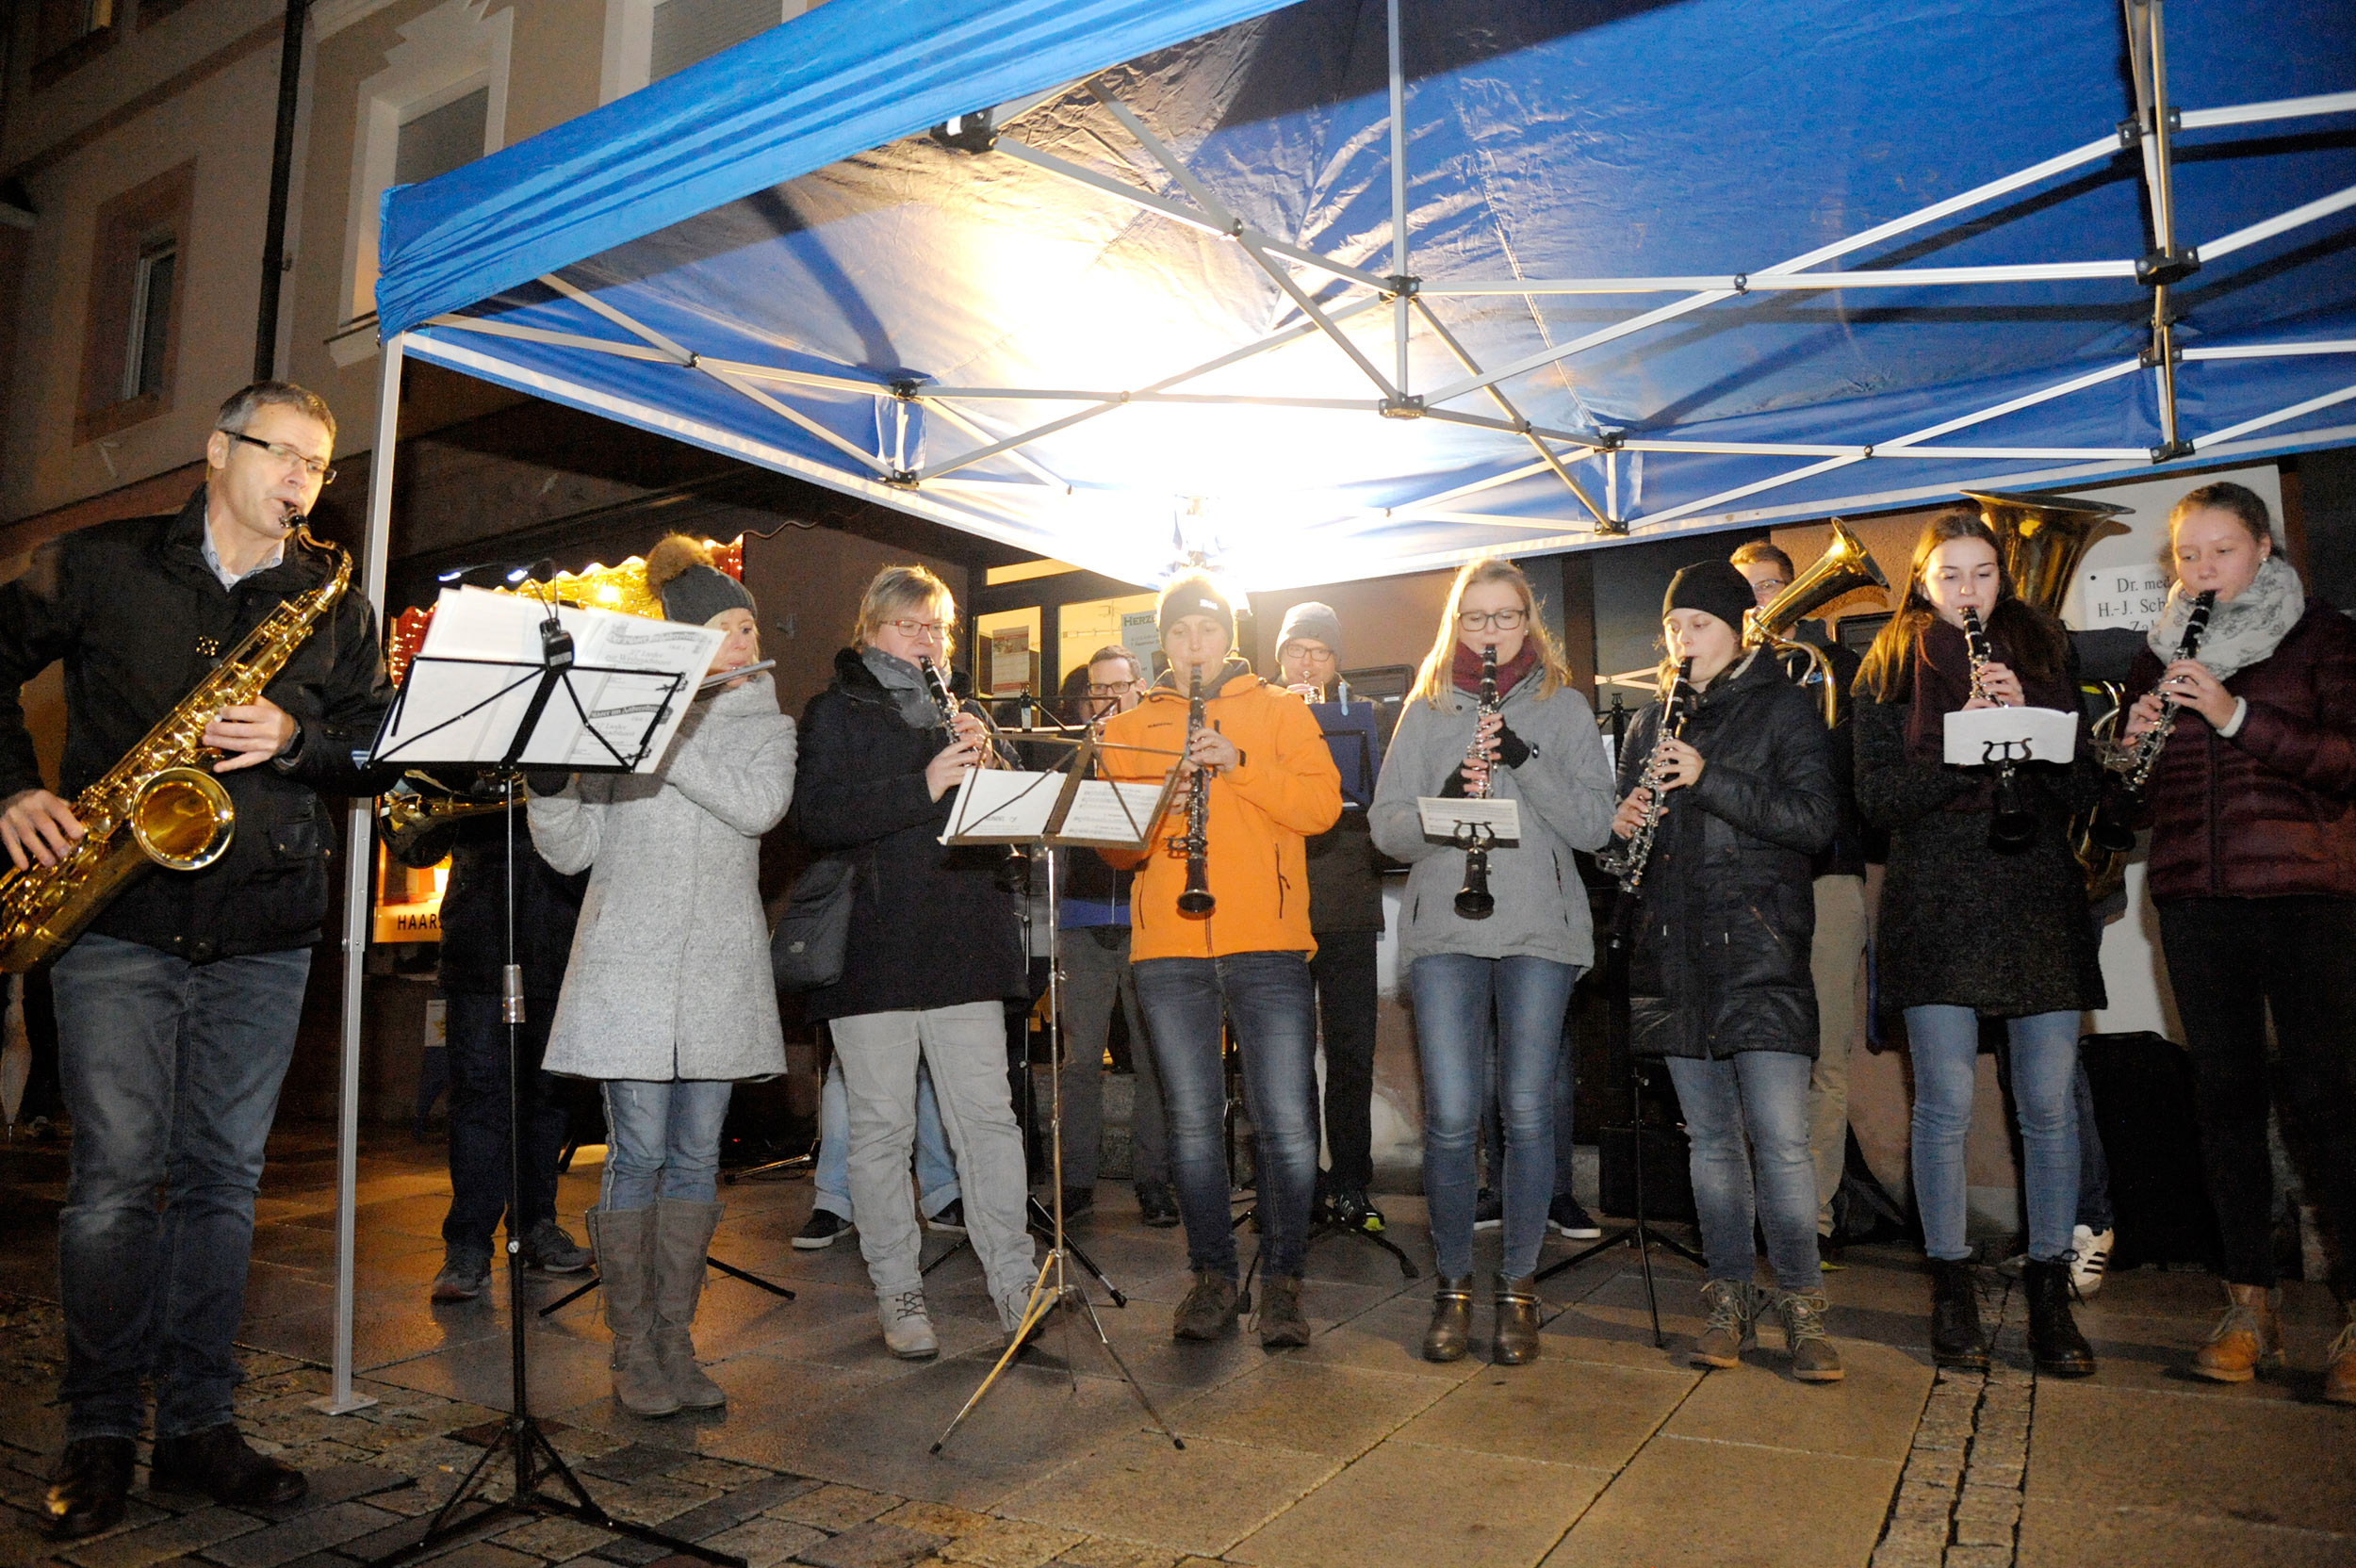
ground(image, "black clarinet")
xmin=1453 ymin=644 xmax=1500 ymax=920
xmin=1961 ymin=608 xmax=2037 ymax=854
xmin=1170 ymin=665 xmax=1216 ymax=917
xmin=922 ymin=656 xmax=1028 ymax=890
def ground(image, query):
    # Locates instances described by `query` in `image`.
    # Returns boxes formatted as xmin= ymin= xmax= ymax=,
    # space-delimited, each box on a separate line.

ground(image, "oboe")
xmin=1961 ymin=607 xmax=2036 ymax=854
xmin=1170 ymin=665 xmax=1216 ymax=916
xmin=1602 ymin=657 xmax=1693 ymax=893
xmin=1453 ymin=644 xmax=1500 ymax=920
xmin=2112 ymin=588 xmax=2217 ymax=793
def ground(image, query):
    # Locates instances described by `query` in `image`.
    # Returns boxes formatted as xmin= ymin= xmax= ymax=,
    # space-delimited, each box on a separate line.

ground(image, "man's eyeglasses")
xmin=1087 ymin=680 xmax=1137 ymax=697
xmin=1457 ymin=608 xmax=1527 ymax=630
xmin=222 ymin=430 xmax=336 ymax=484
xmin=882 ymin=618 xmax=951 ymax=641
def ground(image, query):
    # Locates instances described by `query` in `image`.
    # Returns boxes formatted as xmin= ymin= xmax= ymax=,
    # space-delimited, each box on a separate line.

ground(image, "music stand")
xmin=368 ymin=596 xmax=743 ymax=1568
xmin=930 ymin=737 xmax=1186 ymax=1455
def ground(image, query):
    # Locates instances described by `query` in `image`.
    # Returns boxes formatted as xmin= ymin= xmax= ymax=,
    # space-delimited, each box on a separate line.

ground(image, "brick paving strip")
xmin=1871 ymin=1271 xmax=2034 ymax=1568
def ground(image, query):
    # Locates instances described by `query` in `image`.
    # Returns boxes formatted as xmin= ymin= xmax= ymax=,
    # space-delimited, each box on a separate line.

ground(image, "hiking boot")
xmin=150 ymin=1424 xmax=307 ymax=1508
xmin=1258 ymin=1274 xmax=1311 ymax=1349
xmin=522 ymin=1218 xmax=593 ymax=1273
xmin=2190 ymin=1282 xmax=2282 ymax=1383
xmin=1548 ymin=1194 xmax=1603 ymax=1239
xmin=1422 ymin=1276 xmax=1474 ymax=1363
xmin=1775 ymin=1291 xmax=1843 ymax=1383
xmin=793 ymin=1209 xmax=853 ymax=1250
xmin=1494 ymin=1275 xmax=1542 ymax=1365
xmin=1329 ymin=1187 xmax=1387 ymax=1235
xmin=2068 ymin=1224 xmax=2113 ymax=1298
xmin=430 ymin=1245 xmax=491 ymax=1303
xmin=1171 ymin=1270 xmax=1240 ymax=1342
xmin=1928 ymin=1258 xmax=1989 ymax=1372
xmin=589 ymin=1207 xmax=679 ymax=1415
xmin=878 ymin=1287 xmax=939 ymax=1360
xmin=1136 ymin=1181 xmax=1180 ymax=1228
xmin=2324 ymin=1302 xmax=2356 ymax=1407
xmin=42 ymin=1437 xmax=132 ymax=1540
xmin=1691 ymin=1280 xmax=1756 ymax=1369
xmin=2024 ymin=1259 xmax=2095 ymax=1379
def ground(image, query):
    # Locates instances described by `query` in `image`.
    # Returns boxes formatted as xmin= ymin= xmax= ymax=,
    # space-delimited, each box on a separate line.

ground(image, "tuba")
xmin=0 ymin=529 xmax=351 ymax=972
xmin=1965 ymin=490 xmax=2134 ymax=898
xmin=1743 ymin=518 xmax=1888 ymax=726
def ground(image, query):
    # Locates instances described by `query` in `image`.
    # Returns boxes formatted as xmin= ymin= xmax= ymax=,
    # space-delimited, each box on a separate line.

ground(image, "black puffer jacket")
xmin=0 ymin=491 xmax=387 ymax=960
xmin=1619 ymin=652 xmax=1837 ymax=1060
xmin=789 ymin=647 xmax=1026 ymax=1021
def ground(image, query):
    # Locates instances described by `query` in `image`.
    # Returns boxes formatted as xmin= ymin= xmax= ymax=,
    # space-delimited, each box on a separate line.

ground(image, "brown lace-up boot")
xmin=2189 ymin=1282 xmax=2282 ymax=1383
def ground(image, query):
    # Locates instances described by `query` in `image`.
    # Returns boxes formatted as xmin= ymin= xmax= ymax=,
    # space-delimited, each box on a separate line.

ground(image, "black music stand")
xmin=368 ymin=602 xmax=743 ymax=1568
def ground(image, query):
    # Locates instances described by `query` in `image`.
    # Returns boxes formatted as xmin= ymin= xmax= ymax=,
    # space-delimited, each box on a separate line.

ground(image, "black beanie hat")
xmin=1157 ymin=572 xmax=1235 ymax=648
xmin=646 ymin=535 xmax=756 ymax=626
xmin=1663 ymin=560 xmax=1758 ymax=637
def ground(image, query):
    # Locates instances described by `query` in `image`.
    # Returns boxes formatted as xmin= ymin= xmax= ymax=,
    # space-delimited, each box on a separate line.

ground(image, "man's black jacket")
xmin=0 ymin=488 xmax=390 ymax=960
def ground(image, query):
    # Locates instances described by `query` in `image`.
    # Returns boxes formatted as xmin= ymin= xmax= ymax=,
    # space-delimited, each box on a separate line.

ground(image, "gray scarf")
xmin=861 ymin=645 xmax=945 ymax=730
xmin=2145 ymin=553 xmax=2304 ymax=681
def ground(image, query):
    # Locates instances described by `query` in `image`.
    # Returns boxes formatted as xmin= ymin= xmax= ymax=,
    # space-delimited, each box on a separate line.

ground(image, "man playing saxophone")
xmin=0 ymin=384 xmax=389 ymax=1540
xmin=1098 ymin=574 xmax=1342 ymax=1349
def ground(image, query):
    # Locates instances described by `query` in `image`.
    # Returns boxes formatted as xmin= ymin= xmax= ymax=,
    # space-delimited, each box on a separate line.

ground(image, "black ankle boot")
xmin=1928 ymin=1259 xmax=1988 ymax=1372
xmin=2024 ymin=1259 xmax=2095 ymax=1378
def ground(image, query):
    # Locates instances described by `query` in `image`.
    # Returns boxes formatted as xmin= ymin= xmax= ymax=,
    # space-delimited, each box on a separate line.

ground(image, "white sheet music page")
xmin=1055 ymin=779 xmax=1170 ymax=849
xmin=941 ymin=769 xmax=1065 ymax=843
xmin=1942 ymin=705 xmax=2078 ymax=767
xmin=1416 ymin=795 xmax=1522 ymax=846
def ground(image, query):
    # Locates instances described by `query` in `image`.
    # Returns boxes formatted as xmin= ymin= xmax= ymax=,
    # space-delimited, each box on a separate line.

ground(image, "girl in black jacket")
xmin=790 ymin=566 xmax=1036 ymax=1362
xmin=1607 ymin=563 xmax=1839 ymax=1380
xmin=1853 ymin=507 xmax=2102 ymax=1379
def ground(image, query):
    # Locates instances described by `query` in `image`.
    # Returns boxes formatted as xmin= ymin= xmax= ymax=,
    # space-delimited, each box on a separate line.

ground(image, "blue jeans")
xmin=442 ymin=995 xmax=566 ymax=1252
xmin=814 ymin=1054 xmax=957 ymax=1221
xmin=1663 ymin=1052 xmax=1821 ymax=1293
xmin=1906 ymin=1005 xmax=2080 ymax=1263
xmin=1133 ymin=952 xmax=1319 ymax=1280
xmin=1412 ymin=955 xmax=1577 ymax=1279
xmin=52 ymin=934 xmax=313 ymax=1442
xmin=599 ymin=1080 xmax=735 ymax=1210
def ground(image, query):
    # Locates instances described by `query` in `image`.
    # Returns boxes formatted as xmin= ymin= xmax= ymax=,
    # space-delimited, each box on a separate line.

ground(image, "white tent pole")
xmin=315 ymin=332 xmax=401 ymax=1418
xmin=1387 ymin=0 xmax=1409 ymax=395
xmin=2183 ymin=339 xmax=2356 ymax=361
xmin=1426 ymin=261 xmax=2138 ymax=294
xmin=1410 ymin=289 xmax=1610 ymax=527
xmin=2193 ymin=382 xmax=2356 ymax=449
xmin=2197 ymin=184 xmax=2356 ymax=265
xmin=2180 ymin=90 xmax=2356 ymax=130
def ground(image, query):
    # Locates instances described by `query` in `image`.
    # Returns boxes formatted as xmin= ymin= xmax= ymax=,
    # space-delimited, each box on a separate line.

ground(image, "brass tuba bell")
xmin=1743 ymin=517 xmax=1890 ymax=726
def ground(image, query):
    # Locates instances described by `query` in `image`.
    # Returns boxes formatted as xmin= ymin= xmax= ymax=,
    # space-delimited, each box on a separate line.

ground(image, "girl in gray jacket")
xmin=530 ymin=537 xmax=794 ymax=1419
xmin=1370 ymin=559 xmax=1616 ymax=1365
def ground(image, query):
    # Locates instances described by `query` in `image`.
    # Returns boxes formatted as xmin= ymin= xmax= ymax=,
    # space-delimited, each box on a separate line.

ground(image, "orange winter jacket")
xmin=1099 ymin=660 xmax=1343 ymax=960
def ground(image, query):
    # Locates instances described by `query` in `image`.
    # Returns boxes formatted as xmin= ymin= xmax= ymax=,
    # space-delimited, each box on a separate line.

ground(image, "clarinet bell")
xmin=1452 ymin=823 xmax=1497 ymax=920
xmin=1989 ymin=770 xmax=2037 ymax=855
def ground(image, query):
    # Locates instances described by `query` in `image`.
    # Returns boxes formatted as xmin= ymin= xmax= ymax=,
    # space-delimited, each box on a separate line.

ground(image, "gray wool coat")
xmin=1369 ymin=674 xmax=1618 ymax=970
xmin=530 ymin=675 xmax=795 ymax=1082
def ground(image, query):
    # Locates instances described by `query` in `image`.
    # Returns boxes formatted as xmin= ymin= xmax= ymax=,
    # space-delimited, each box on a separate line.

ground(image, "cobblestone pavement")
xmin=2 ymin=1125 xmax=2349 ymax=1568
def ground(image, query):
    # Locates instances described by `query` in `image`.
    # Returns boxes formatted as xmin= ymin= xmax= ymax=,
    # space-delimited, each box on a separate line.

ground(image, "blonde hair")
xmin=1411 ymin=558 xmax=1573 ymax=708
xmin=852 ymin=564 xmax=955 ymax=646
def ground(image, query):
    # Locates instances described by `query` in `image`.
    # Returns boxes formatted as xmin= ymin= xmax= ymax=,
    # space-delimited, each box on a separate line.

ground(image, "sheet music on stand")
xmin=1942 ymin=705 xmax=2078 ymax=767
xmin=941 ymin=737 xmax=1178 ymax=851
xmin=371 ymin=587 xmax=722 ymax=772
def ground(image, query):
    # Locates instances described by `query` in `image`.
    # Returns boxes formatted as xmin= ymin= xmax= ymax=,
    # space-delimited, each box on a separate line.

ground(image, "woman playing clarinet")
xmin=1606 ymin=562 xmax=1840 ymax=1380
xmin=1370 ymin=559 xmax=1615 ymax=1365
xmin=2118 ymin=482 xmax=2356 ymax=1401
xmin=1854 ymin=508 xmax=2102 ymax=1379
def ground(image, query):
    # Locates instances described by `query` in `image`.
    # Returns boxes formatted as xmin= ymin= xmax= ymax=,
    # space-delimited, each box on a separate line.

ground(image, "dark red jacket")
xmin=2128 ymin=599 xmax=2356 ymax=902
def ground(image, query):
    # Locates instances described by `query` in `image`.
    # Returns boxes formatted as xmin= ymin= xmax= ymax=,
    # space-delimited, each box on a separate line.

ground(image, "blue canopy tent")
xmin=314 ymin=0 xmax=2356 ymax=1410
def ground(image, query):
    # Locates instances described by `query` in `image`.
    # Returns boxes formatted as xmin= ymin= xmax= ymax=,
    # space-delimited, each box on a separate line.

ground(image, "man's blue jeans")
xmin=1412 ymin=955 xmax=1577 ymax=1280
xmin=813 ymin=1054 xmax=958 ymax=1222
xmin=600 ymin=1080 xmax=735 ymax=1210
xmin=1662 ymin=1052 xmax=1821 ymax=1293
xmin=1906 ymin=1005 xmax=2080 ymax=1263
xmin=1133 ymin=952 xmax=1319 ymax=1280
xmin=52 ymin=934 xmax=313 ymax=1443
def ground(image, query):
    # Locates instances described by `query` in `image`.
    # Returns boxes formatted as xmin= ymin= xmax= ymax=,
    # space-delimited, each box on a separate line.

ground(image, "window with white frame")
xmin=336 ymin=0 xmax=511 ymax=335
xmin=602 ymin=0 xmax=802 ymax=103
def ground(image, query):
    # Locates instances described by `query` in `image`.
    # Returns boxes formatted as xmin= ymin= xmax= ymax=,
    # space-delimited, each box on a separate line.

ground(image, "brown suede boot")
xmin=2190 ymin=1282 xmax=2282 ymax=1384
xmin=589 ymin=1207 xmax=679 ymax=1416
xmin=651 ymin=1200 xmax=727 ymax=1410
xmin=2323 ymin=1302 xmax=2355 ymax=1407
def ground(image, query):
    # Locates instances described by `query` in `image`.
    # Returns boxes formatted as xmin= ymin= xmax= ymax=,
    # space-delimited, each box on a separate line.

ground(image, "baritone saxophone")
xmin=0 ymin=528 xmax=352 ymax=971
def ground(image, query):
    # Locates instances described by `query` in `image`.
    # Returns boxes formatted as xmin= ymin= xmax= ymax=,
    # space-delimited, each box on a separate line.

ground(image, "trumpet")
xmin=1171 ymin=664 xmax=1216 ymax=917
xmin=1961 ymin=608 xmax=2037 ymax=854
xmin=1745 ymin=518 xmax=1888 ymax=726
xmin=1600 ymin=657 xmax=1693 ymax=894
xmin=379 ymin=772 xmax=514 ymax=865
xmin=1452 ymin=644 xmax=1500 ymax=920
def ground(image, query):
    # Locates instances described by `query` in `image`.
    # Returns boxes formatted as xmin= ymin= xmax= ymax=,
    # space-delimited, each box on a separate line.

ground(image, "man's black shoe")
xmin=1060 ymin=1185 xmax=1096 ymax=1217
xmin=43 ymin=1436 xmax=133 ymax=1540
xmin=1136 ymin=1182 xmax=1180 ymax=1228
xmin=1547 ymin=1194 xmax=1603 ymax=1240
xmin=150 ymin=1424 xmax=307 ymax=1509
xmin=1329 ymin=1188 xmax=1386 ymax=1235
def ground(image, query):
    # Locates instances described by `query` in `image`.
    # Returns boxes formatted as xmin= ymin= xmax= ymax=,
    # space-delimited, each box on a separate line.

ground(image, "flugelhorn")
xmin=1744 ymin=518 xmax=1889 ymax=726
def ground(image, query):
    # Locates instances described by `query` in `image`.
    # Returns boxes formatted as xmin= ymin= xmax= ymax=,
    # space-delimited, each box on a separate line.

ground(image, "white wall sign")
xmin=2057 ymin=464 xmax=2283 ymax=632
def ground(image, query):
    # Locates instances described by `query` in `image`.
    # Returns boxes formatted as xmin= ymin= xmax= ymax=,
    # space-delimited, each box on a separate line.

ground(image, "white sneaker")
xmin=878 ymin=1288 xmax=939 ymax=1360
xmin=2069 ymin=1224 xmax=2114 ymax=1298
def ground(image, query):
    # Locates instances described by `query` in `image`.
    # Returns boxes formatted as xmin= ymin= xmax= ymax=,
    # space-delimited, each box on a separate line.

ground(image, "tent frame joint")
xmin=2135 ymin=246 xmax=2200 ymax=286
xmin=930 ymin=111 xmax=999 ymax=155
xmin=1384 ymin=273 xmax=1419 ymax=299
xmin=2115 ymin=105 xmax=2180 ymax=148
xmin=890 ymin=377 xmax=924 ymax=400
xmin=2150 ymin=437 xmax=2196 ymax=463
xmin=886 ymin=467 xmax=921 ymax=489
xmin=1380 ymin=395 xmax=1425 ymax=419
xmin=1731 ymin=272 xmax=1749 ymax=294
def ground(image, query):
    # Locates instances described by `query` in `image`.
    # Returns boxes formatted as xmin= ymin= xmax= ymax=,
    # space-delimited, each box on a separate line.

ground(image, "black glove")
xmin=524 ymin=770 xmax=573 ymax=797
xmin=1493 ymin=722 xmax=1532 ymax=770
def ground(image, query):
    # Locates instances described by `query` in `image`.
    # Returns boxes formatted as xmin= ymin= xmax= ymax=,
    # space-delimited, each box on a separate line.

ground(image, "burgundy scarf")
xmin=1451 ymin=640 xmax=1540 ymax=698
